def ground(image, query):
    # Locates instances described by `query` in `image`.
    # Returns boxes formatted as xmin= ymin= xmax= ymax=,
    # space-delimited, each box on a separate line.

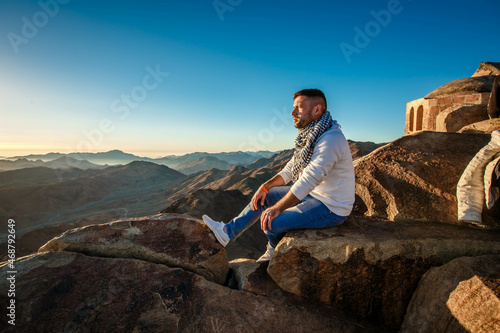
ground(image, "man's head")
xmin=291 ymin=89 xmax=327 ymax=128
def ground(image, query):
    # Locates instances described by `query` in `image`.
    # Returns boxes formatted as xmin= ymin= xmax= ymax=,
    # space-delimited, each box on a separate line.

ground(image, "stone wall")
xmin=405 ymin=92 xmax=490 ymax=135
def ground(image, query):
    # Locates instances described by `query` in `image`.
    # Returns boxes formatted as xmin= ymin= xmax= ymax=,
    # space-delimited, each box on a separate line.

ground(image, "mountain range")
xmin=175 ymin=155 xmax=233 ymax=174
xmin=4 ymin=149 xmax=276 ymax=169
xmin=0 ymin=156 xmax=106 ymax=172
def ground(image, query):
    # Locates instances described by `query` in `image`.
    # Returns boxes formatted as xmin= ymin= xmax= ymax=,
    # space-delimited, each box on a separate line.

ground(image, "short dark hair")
xmin=293 ymin=88 xmax=327 ymax=109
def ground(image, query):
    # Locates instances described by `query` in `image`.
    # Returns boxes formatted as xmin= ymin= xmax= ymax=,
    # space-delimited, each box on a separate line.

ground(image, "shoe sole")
xmin=256 ymin=258 xmax=271 ymax=263
xmin=203 ymin=217 xmax=229 ymax=247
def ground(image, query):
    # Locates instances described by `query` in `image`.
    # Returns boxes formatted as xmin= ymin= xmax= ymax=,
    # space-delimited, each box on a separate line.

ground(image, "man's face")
xmin=291 ymin=96 xmax=317 ymax=129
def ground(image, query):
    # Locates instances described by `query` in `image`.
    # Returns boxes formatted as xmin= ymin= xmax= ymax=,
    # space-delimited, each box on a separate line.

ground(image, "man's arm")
xmin=260 ymin=189 xmax=299 ymax=231
xmin=253 ymin=173 xmax=300 ymax=231
xmin=250 ymin=154 xmax=300 ymax=230
xmin=250 ymin=174 xmax=285 ymax=210
xmin=250 ymin=154 xmax=295 ymax=210
xmin=262 ymin=174 xmax=285 ymax=190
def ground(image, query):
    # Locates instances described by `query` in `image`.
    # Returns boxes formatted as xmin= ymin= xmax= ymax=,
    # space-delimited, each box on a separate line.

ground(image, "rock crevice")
xmin=38 ymin=214 xmax=229 ymax=284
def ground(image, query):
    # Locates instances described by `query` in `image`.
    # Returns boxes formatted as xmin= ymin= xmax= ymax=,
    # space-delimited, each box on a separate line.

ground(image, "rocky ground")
xmin=0 ymin=215 xmax=369 ymax=332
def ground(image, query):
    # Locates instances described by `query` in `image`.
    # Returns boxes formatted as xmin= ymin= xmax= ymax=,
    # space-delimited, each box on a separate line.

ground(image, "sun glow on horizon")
xmin=0 ymin=145 xmax=286 ymax=159
xmin=0 ymin=144 xmax=69 ymax=157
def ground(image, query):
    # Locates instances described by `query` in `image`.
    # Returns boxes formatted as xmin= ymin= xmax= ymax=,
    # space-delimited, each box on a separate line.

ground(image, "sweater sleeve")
xmin=278 ymin=155 xmax=295 ymax=185
xmin=289 ymin=132 xmax=345 ymax=200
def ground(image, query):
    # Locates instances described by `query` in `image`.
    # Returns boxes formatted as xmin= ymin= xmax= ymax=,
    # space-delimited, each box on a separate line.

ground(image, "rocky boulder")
xmin=38 ymin=214 xmax=229 ymax=284
xmin=229 ymin=259 xmax=281 ymax=296
xmin=267 ymin=216 xmax=500 ymax=330
xmin=353 ymin=131 xmax=492 ymax=224
xmin=459 ymin=118 xmax=500 ymax=134
xmin=435 ymin=104 xmax=489 ymax=133
xmin=228 ymin=258 xmax=379 ymax=330
xmin=0 ymin=251 xmax=364 ymax=332
xmin=402 ymin=255 xmax=500 ymax=332
xmin=425 ymin=75 xmax=496 ymax=98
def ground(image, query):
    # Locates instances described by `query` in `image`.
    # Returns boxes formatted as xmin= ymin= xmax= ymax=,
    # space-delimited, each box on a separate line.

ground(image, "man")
xmin=203 ymin=89 xmax=355 ymax=262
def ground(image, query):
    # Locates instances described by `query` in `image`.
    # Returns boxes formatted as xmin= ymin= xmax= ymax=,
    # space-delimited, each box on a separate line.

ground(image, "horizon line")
xmin=0 ymin=148 xmax=286 ymax=160
xmin=0 ymin=137 xmax=387 ymax=160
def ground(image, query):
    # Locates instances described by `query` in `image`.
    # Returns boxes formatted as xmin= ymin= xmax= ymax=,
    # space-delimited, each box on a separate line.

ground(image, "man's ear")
xmin=314 ymin=104 xmax=322 ymax=117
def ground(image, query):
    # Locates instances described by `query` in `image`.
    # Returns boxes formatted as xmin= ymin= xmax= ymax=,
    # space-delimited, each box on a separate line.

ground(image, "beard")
xmin=293 ymin=118 xmax=308 ymax=128
xmin=293 ymin=110 xmax=314 ymax=129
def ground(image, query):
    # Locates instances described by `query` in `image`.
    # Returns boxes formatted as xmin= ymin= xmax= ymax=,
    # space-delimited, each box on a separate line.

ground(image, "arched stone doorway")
xmin=409 ymin=107 xmax=415 ymax=132
xmin=416 ymin=105 xmax=424 ymax=131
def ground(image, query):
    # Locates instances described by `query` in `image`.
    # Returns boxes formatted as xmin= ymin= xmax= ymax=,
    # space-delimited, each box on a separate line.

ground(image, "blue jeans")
xmin=224 ymin=186 xmax=347 ymax=248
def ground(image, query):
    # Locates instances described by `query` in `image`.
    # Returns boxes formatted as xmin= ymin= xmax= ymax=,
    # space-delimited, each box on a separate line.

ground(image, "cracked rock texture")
xmin=0 ymin=251 xmax=364 ymax=333
xmin=353 ymin=131 xmax=494 ymax=226
xmin=39 ymin=214 xmax=229 ymax=284
xmin=267 ymin=217 xmax=500 ymax=329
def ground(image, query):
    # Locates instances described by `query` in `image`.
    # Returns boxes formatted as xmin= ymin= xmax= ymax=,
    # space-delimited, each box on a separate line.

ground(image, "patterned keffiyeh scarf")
xmin=291 ymin=111 xmax=337 ymax=182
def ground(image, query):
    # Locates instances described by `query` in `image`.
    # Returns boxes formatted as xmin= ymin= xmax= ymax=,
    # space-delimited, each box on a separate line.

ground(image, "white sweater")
xmin=278 ymin=126 xmax=355 ymax=216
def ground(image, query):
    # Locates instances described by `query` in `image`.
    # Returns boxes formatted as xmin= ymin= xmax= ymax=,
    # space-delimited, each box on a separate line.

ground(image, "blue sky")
xmin=1 ymin=0 xmax=499 ymax=157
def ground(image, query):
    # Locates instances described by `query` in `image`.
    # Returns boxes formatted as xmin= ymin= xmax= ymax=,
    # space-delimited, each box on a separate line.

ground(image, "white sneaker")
xmin=256 ymin=244 xmax=275 ymax=262
xmin=202 ymin=215 xmax=230 ymax=247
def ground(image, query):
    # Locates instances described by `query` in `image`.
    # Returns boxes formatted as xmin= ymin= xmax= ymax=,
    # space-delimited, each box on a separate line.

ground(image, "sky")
xmin=0 ymin=0 xmax=499 ymax=158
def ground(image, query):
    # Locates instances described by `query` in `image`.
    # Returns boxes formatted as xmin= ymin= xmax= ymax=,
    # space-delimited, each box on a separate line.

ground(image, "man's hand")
xmin=251 ymin=187 xmax=267 ymax=211
xmin=260 ymin=189 xmax=300 ymax=231
xmin=261 ymin=206 xmax=282 ymax=231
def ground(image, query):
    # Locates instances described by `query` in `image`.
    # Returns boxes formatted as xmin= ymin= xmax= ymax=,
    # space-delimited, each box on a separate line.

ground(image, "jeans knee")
xmin=263 ymin=229 xmax=272 ymax=237
xmin=264 ymin=228 xmax=284 ymax=241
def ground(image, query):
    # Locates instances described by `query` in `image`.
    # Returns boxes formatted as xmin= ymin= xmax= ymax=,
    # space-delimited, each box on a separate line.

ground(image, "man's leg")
xmin=224 ymin=186 xmax=290 ymax=240
xmin=264 ymin=194 xmax=347 ymax=248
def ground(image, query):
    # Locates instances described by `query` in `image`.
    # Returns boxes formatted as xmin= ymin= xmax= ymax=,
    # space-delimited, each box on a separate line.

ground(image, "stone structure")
xmin=405 ymin=62 xmax=500 ymax=135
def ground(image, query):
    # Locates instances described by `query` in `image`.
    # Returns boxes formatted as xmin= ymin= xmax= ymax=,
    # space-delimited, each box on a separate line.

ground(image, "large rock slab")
xmin=402 ymin=255 xmax=500 ymax=332
xmin=353 ymin=131 xmax=491 ymax=224
xmin=425 ymin=75 xmax=496 ymax=98
xmin=229 ymin=258 xmax=281 ymax=296
xmin=435 ymin=104 xmax=489 ymax=133
xmin=38 ymin=214 xmax=229 ymax=284
xmin=459 ymin=118 xmax=500 ymax=134
xmin=267 ymin=217 xmax=500 ymax=330
xmin=0 ymin=251 xmax=364 ymax=332
xmin=228 ymin=258 xmax=379 ymax=330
